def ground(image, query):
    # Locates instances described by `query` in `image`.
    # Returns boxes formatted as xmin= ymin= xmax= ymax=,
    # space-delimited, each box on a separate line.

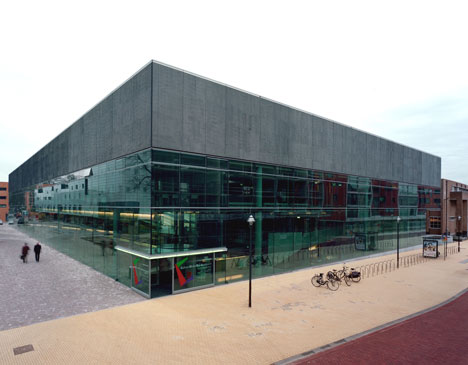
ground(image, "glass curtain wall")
xmin=9 ymin=147 xmax=439 ymax=297
xmin=150 ymin=149 xmax=436 ymax=287
xmin=11 ymin=149 xmax=152 ymax=294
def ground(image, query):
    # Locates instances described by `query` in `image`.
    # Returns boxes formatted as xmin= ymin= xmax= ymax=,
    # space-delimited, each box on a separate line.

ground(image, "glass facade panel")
xmin=207 ymin=157 xmax=228 ymax=170
xmin=131 ymin=256 xmax=149 ymax=296
xmin=206 ymin=170 xmax=228 ymax=207
xmin=180 ymin=167 xmax=205 ymax=207
xmin=153 ymin=164 xmax=180 ymax=207
xmin=10 ymin=147 xmax=439 ymax=298
xmin=180 ymin=153 xmax=206 ymax=167
xmin=173 ymin=254 xmax=214 ymax=292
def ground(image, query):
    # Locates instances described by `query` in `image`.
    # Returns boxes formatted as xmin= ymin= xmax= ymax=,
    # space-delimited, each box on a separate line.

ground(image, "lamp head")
xmin=397 ymin=216 xmax=401 ymax=223
xmin=247 ymin=215 xmax=255 ymax=226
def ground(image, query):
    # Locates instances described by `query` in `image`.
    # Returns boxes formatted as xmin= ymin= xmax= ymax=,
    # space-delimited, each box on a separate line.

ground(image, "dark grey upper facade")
xmin=9 ymin=61 xmax=441 ymax=191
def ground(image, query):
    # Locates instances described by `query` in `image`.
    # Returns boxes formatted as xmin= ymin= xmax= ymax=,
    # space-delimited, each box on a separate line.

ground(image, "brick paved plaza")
xmin=0 ymin=224 xmax=143 ymax=331
xmin=289 ymin=289 xmax=468 ymax=364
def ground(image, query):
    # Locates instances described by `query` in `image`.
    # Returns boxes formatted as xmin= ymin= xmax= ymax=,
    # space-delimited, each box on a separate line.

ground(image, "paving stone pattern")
xmin=292 ymin=290 xmax=468 ymax=365
xmin=0 ymin=240 xmax=465 ymax=364
xmin=0 ymin=225 xmax=144 ymax=331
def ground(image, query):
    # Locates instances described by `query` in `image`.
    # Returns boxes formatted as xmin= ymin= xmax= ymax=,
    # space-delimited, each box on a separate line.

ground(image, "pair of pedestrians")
xmin=20 ymin=242 xmax=42 ymax=263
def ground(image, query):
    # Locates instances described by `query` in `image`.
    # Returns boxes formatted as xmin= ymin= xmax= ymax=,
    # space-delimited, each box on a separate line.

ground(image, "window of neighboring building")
xmin=0 ymin=187 xmax=6 ymax=191
xmin=430 ymin=216 xmax=441 ymax=229
xmin=0 ymin=204 xmax=6 ymax=208
xmin=0 ymin=196 xmax=6 ymax=200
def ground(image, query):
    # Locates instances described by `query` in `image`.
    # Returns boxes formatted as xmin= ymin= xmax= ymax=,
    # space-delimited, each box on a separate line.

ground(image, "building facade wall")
xmin=0 ymin=182 xmax=8 ymax=221
xmin=8 ymin=61 xmax=442 ymax=298
xmin=11 ymin=147 xmax=439 ymax=298
xmin=9 ymin=64 xmax=152 ymax=194
xmin=439 ymin=179 xmax=468 ymax=236
xmin=10 ymin=61 xmax=441 ymax=195
xmin=151 ymin=62 xmax=441 ymax=187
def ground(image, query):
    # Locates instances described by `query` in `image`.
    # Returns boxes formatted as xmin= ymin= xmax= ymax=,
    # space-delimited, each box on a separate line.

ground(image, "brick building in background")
xmin=0 ymin=182 xmax=8 ymax=221
xmin=427 ymin=179 xmax=468 ymax=236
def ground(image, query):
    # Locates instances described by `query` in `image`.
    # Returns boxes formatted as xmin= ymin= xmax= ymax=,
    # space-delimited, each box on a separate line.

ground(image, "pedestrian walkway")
xmin=0 ymin=225 xmax=143 ymax=331
xmin=288 ymin=289 xmax=468 ymax=364
xmin=0 ymin=229 xmax=466 ymax=364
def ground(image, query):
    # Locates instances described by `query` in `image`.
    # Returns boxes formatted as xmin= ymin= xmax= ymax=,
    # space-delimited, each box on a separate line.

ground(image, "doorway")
xmin=150 ymin=258 xmax=172 ymax=298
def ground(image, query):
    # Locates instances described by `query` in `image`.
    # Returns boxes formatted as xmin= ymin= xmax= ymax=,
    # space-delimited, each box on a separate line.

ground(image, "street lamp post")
xmin=397 ymin=216 xmax=401 ymax=269
xmin=445 ymin=179 xmax=448 ymax=260
xmin=458 ymin=216 xmax=461 ymax=253
xmin=247 ymin=214 xmax=255 ymax=308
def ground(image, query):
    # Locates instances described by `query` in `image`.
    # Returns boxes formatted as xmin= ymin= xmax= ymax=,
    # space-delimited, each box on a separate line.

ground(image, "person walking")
xmin=34 ymin=242 xmax=42 ymax=262
xmin=21 ymin=243 xmax=30 ymax=263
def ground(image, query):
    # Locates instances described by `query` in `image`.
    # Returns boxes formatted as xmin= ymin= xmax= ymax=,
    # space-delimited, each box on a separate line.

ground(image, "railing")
xmin=348 ymin=244 xmax=460 ymax=280
xmin=313 ymin=240 xmax=409 ymax=260
xmin=227 ymin=243 xmax=462 ymax=278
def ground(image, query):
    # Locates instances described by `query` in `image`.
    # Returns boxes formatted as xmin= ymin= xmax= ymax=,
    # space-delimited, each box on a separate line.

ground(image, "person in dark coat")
xmin=21 ymin=243 xmax=30 ymax=263
xmin=34 ymin=242 xmax=42 ymax=262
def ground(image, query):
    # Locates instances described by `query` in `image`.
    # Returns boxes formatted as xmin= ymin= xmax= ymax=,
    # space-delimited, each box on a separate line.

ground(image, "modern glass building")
xmin=9 ymin=61 xmax=441 ymax=298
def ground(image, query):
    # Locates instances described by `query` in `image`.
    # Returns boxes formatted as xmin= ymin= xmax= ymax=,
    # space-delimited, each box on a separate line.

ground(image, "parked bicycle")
xmin=311 ymin=271 xmax=340 ymax=291
xmin=332 ymin=267 xmax=352 ymax=286
xmin=337 ymin=264 xmax=361 ymax=283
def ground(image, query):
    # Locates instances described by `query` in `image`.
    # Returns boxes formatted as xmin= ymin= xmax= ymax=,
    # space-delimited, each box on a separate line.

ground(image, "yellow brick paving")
xmin=1 ymin=242 xmax=467 ymax=365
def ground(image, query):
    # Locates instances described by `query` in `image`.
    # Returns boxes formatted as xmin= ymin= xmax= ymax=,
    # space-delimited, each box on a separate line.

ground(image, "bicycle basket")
xmin=350 ymin=271 xmax=361 ymax=278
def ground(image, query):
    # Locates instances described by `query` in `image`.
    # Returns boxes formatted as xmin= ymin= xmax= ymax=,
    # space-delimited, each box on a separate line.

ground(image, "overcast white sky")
xmin=1 ymin=0 xmax=467 ymax=184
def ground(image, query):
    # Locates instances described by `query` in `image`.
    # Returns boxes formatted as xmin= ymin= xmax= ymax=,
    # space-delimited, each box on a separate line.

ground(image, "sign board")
xmin=423 ymin=239 xmax=439 ymax=258
xmin=354 ymin=234 xmax=366 ymax=251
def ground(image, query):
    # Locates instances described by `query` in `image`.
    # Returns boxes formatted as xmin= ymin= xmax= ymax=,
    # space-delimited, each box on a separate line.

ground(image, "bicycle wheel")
xmin=336 ymin=270 xmax=349 ymax=285
xmin=327 ymin=278 xmax=340 ymax=291
xmin=311 ymin=275 xmax=321 ymax=287
xmin=343 ymin=274 xmax=352 ymax=286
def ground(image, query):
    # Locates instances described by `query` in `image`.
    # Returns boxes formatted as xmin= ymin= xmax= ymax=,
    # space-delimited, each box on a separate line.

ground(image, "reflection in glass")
xmin=10 ymin=147 xmax=436 ymax=298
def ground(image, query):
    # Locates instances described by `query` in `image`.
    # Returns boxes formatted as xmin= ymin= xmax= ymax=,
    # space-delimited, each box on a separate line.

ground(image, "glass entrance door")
xmin=150 ymin=258 xmax=173 ymax=298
